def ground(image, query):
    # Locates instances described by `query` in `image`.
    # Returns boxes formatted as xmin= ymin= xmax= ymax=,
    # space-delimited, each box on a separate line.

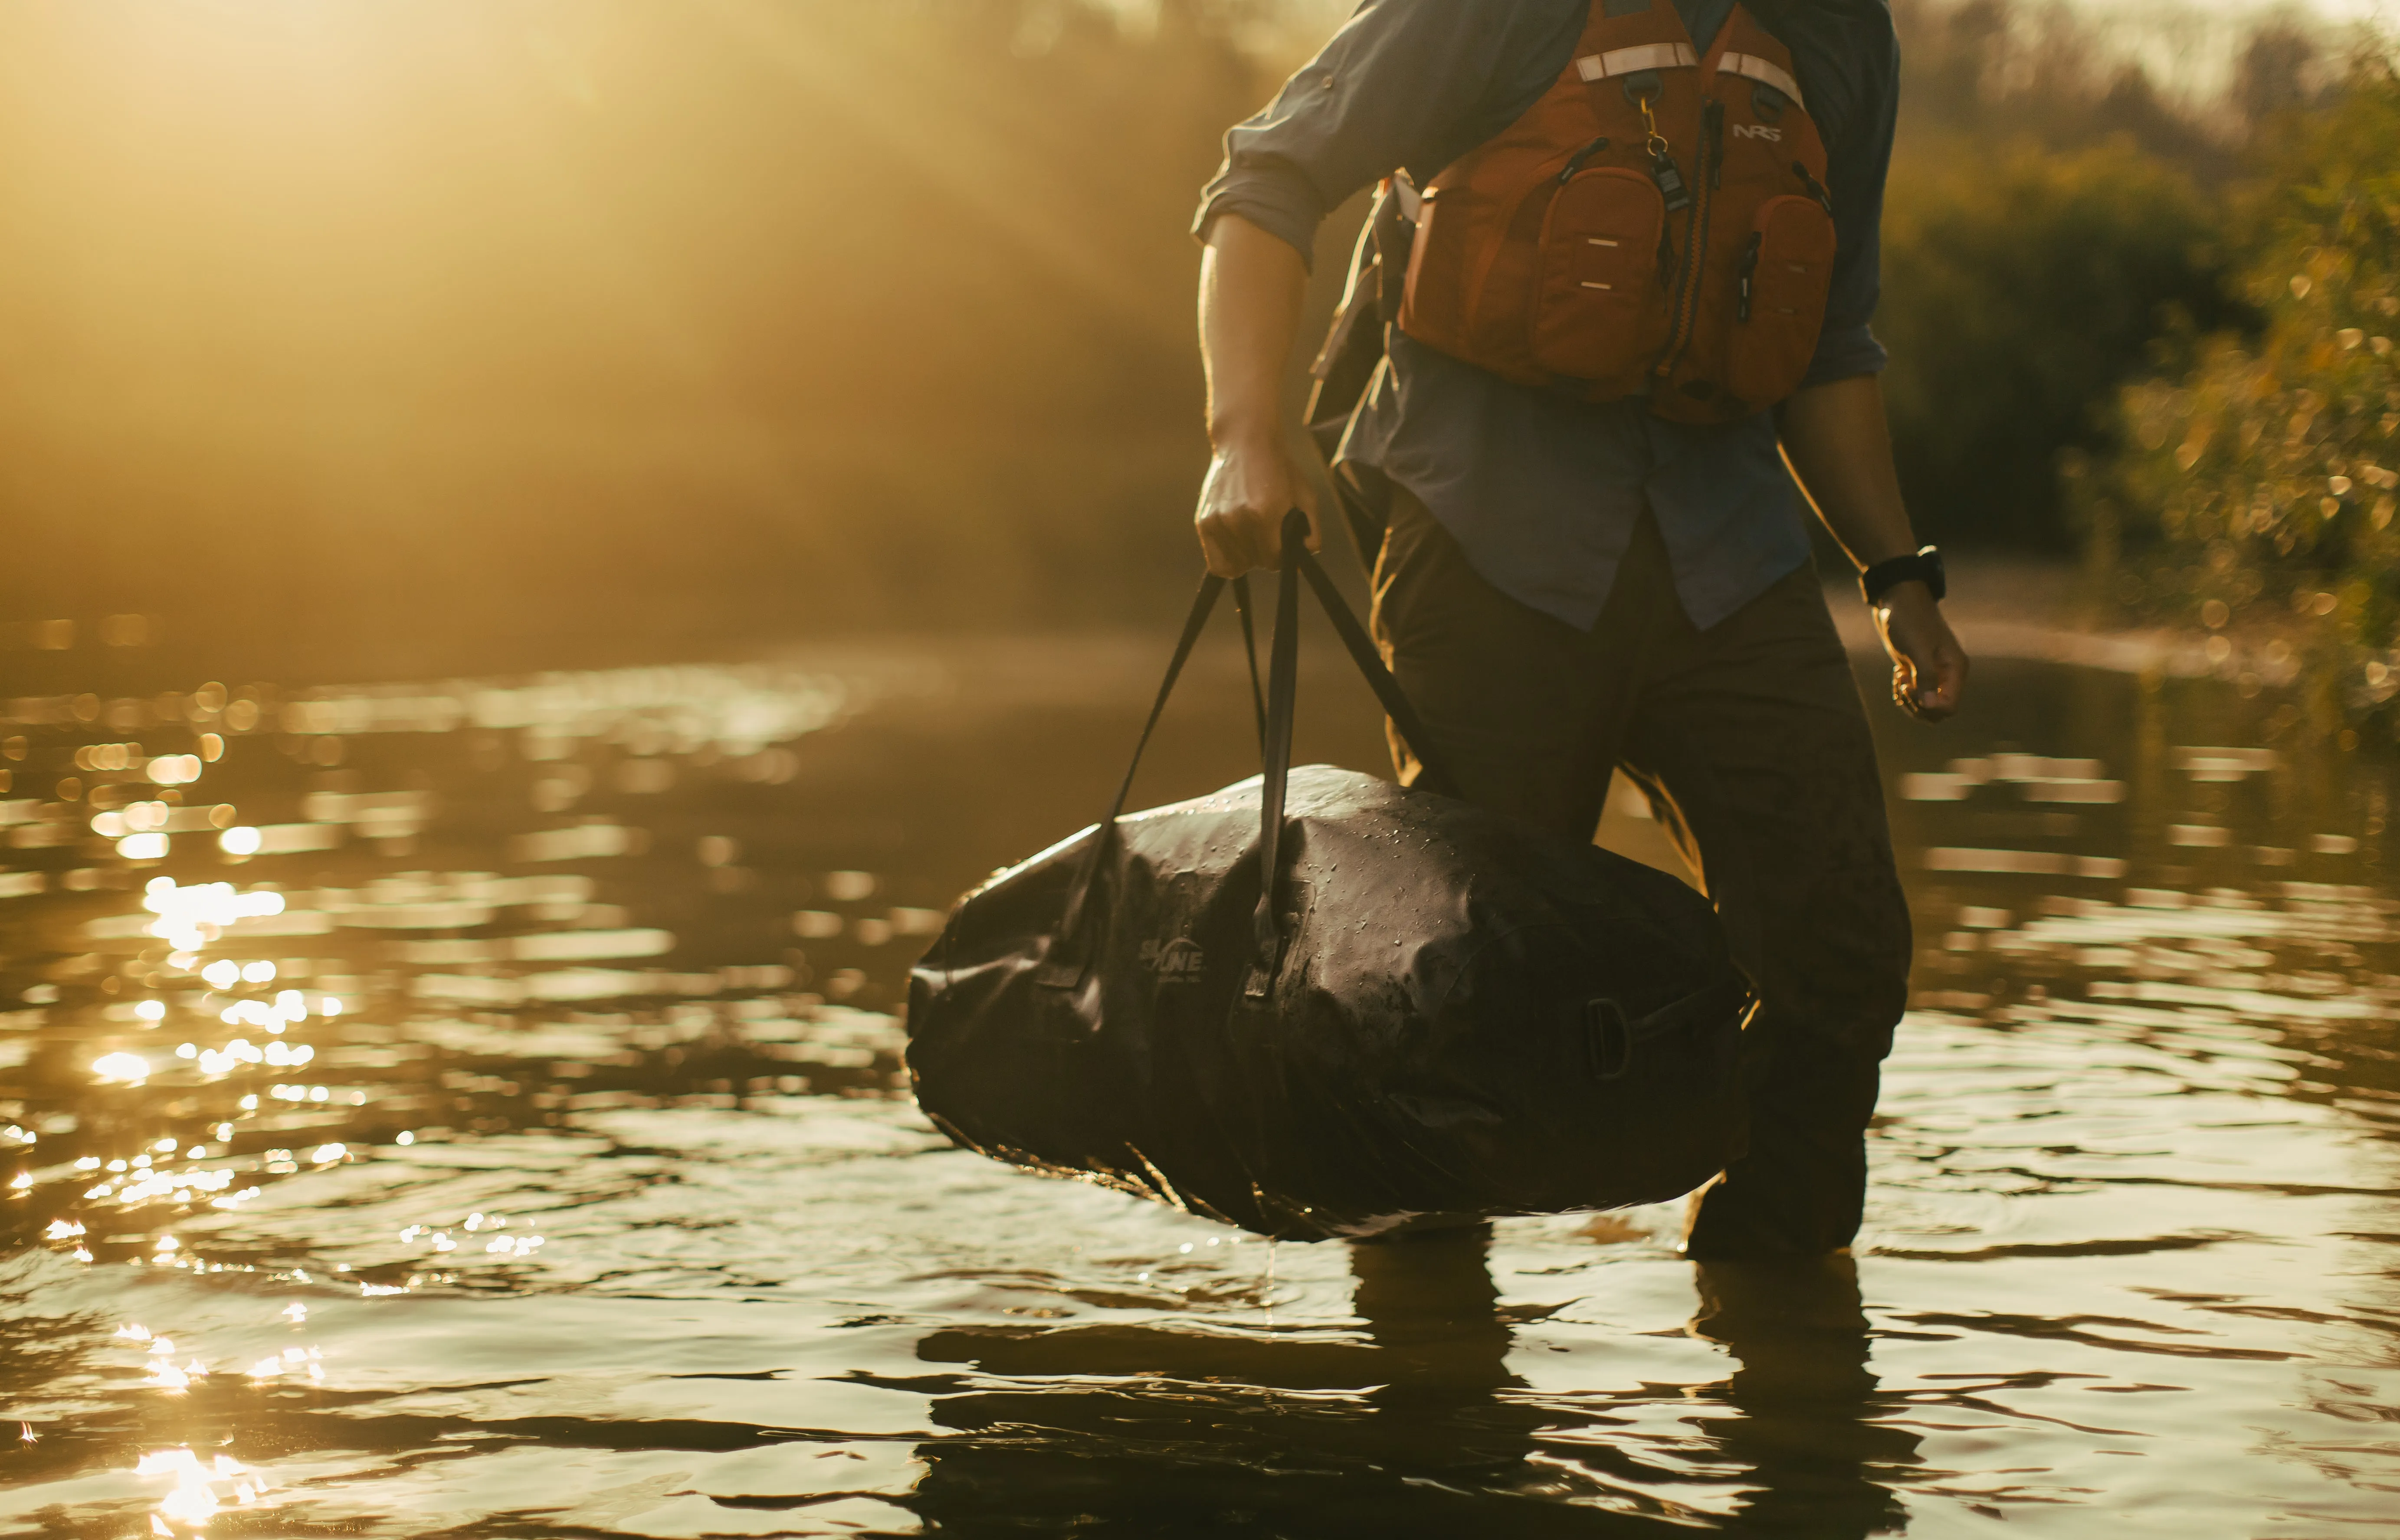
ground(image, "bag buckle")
xmin=1584 ymin=999 xmax=1635 ymax=1081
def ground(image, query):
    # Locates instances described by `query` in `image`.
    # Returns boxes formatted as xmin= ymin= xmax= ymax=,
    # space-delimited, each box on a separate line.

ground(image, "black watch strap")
xmin=1859 ymin=546 xmax=1945 ymax=606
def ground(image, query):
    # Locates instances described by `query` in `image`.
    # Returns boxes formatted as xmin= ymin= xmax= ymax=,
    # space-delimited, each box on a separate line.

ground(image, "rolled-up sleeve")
xmin=1798 ymin=10 xmax=1900 ymax=387
xmin=1193 ymin=0 xmax=1571 ymax=272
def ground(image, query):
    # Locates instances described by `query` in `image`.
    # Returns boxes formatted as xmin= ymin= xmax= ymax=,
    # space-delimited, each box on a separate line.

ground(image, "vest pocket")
xmin=1725 ymin=194 xmax=1836 ymax=406
xmin=1528 ymin=168 xmax=1669 ymax=388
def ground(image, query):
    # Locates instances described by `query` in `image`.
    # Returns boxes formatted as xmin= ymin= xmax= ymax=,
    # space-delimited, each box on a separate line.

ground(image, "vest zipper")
xmin=1557 ymin=135 xmax=1612 ymax=183
xmin=1736 ymin=230 xmax=1761 ymax=322
xmin=1654 ymin=97 xmax=1723 ymax=384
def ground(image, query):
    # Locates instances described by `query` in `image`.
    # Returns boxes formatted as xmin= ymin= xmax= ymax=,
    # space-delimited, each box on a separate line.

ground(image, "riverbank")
xmin=1823 ymin=555 xmax=2262 ymax=679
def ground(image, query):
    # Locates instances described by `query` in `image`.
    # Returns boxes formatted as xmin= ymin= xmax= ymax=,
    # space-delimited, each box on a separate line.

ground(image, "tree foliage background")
xmin=2092 ymin=52 xmax=2400 ymax=738
xmin=0 ymin=0 xmax=2351 ymax=687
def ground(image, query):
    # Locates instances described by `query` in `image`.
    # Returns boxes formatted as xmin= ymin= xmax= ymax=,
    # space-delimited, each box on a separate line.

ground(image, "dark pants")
xmin=1368 ymin=487 xmax=1912 ymax=1258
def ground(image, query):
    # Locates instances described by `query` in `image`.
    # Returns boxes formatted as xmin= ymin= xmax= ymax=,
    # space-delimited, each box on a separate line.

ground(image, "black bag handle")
xmin=1036 ymin=511 xmax=1458 ymax=991
xmin=1232 ymin=574 xmax=1267 ymax=753
xmin=1245 ymin=509 xmax=1462 ymax=995
xmin=1033 ymin=571 xmax=1228 ymax=987
xmin=1285 ymin=519 xmax=1459 ymax=799
xmin=1247 ymin=529 xmax=1303 ymax=991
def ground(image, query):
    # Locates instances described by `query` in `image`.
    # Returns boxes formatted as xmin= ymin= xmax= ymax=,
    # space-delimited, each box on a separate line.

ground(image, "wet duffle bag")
xmin=906 ymin=515 xmax=1752 ymax=1239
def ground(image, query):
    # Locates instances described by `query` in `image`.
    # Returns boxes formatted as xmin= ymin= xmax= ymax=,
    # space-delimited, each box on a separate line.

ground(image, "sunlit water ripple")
xmin=0 ymin=638 xmax=2395 ymax=1536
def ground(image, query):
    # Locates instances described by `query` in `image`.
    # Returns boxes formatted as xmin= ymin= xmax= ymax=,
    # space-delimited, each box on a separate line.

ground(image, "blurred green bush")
xmin=1873 ymin=0 xmax=2256 ymax=553
xmin=1879 ymin=142 xmax=2237 ymax=551
xmin=2091 ymin=54 xmax=2400 ymax=736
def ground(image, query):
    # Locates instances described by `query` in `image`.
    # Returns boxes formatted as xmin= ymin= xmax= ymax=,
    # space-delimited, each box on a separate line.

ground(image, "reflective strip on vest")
xmin=1573 ymin=42 xmax=1698 ymax=82
xmin=1715 ymin=51 xmax=1804 ymax=108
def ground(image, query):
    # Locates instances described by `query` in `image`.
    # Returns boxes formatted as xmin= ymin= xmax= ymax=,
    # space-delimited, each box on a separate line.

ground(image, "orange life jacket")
xmin=1396 ymin=0 xmax=1836 ymax=425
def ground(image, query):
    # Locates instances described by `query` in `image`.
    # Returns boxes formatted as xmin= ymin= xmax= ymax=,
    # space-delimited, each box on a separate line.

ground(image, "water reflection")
xmin=0 ymin=645 xmax=2397 ymax=1534
xmin=1692 ymin=1259 xmax=1914 ymax=1536
xmin=908 ymin=1229 xmax=1545 ymax=1534
xmin=920 ymin=1239 xmax=1933 ymax=1537
xmin=906 ymin=1236 xmax=1914 ymax=1538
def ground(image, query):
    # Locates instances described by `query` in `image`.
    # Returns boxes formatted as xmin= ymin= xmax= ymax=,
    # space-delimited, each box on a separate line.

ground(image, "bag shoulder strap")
xmin=1290 ymin=533 xmax=1460 ymax=800
xmin=1246 ymin=510 xmax=1461 ymax=993
xmin=1038 ymin=512 xmax=1461 ymax=992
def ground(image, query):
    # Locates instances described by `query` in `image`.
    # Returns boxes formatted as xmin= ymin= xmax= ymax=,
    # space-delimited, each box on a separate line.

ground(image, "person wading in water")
xmin=1191 ymin=0 xmax=1965 ymax=1259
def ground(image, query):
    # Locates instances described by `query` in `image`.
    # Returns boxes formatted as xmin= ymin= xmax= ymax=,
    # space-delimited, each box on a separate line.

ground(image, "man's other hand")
xmin=1194 ymin=433 xmax=1321 ymax=577
xmin=1875 ymin=583 xmax=1967 ymax=721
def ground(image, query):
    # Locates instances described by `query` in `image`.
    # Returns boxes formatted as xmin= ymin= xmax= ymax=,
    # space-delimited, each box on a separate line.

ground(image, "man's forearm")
xmin=1192 ymin=213 xmax=1319 ymax=574
xmin=1777 ymin=374 xmax=1920 ymax=571
xmin=1199 ymin=213 xmax=1310 ymax=446
xmin=1780 ymin=371 xmax=1968 ymax=719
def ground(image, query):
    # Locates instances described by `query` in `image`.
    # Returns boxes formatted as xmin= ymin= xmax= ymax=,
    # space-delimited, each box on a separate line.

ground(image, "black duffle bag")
xmin=906 ymin=515 xmax=1752 ymax=1240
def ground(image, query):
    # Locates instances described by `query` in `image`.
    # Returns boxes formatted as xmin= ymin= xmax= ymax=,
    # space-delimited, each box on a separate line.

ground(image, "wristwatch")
xmin=1859 ymin=546 xmax=1945 ymax=607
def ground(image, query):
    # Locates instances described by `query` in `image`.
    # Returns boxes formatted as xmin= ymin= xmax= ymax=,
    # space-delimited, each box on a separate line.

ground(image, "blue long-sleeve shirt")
xmin=1194 ymin=0 xmax=1901 ymax=630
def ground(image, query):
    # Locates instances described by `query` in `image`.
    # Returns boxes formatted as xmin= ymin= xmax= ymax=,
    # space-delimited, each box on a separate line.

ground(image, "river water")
xmin=0 ymin=623 xmax=2394 ymax=1537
